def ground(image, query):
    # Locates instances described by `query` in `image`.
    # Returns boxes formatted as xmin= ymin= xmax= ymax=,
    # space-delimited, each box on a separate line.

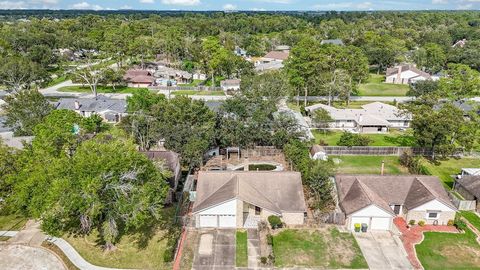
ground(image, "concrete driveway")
xmin=355 ymin=231 xmax=413 ymax=270
xmin=0 ymin=244 xmax=66 ymax=270
xmin=192 ymin=229 xmax=235 ymax=270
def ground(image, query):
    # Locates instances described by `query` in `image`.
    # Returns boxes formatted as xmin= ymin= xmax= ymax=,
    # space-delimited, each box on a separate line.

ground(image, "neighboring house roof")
xmin=0 ymin=132 xmax=33 ymax=149
xmin=462 ymin=168 xmax=480 ymax=176
xmin=456 ymin=176 xmax=480 ymax=198
xmin=129 ymin=75 xmax=155 ymax=84
xmin=263 ymin=50 xmax=290 ymax=61
xmin=321 ymin=39 xmax=344 ymax=46
xmin=141 ymin=150 xmax=181 ymax=176
xmin=154 ymin=66 xmax=192 ymax=80
xmin=336 ymin=175 xmax=456 ymax=215
xmin=55 ymin=95 xmax=127 ymax=114
xmin=305 ymin=102 xmax=410 ymax=126
xmin=386 ymin=64 xmax=431 ymax=79
xmin=125 ymin=69 xmax=152 ymax=77
xmin=193 ymin=171 xmax=306 ymax=214
xmin=274 ymin=45 xmax=290 ymax=51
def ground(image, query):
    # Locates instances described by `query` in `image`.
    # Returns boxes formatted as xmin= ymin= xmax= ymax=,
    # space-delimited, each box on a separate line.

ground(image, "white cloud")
xmin=313 ymin=1 xmax=373 ymax=10
xmin=161 ymin=0 xmax=201 ymax=6
xmin=251 ymin=7 xmax=266 ymax=11
xmin=0 ymin=1 xmax=27 ymax=8
xmin=140 ymin=0 xmax=155 ymax=3
xmin=257 ymin=0 xmax=292 ymax=3
xmin=71 ymin=1 xmax=104 ymax=10
xmin=223 ymin=3 xmax=237 ymax=10
xmin=120 ymin=5 xmax=133 ymax=9
xmin=432 ymin=0 xmax=448 ymax=4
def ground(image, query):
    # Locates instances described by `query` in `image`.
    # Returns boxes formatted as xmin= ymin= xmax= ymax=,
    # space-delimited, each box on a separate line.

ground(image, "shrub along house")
xmin=335 ymin=175 xmax=456 ymax=231
xmin=192 ymin=171 xmax=306 ymax=228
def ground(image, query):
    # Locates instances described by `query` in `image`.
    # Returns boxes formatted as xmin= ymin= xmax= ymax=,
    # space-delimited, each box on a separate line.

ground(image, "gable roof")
xmin=141 ymin=150 xmax=180 ymax=174
xmin=386 ymin=64 xmax=431 ymax=79
xmin=456 ymin=176 xmax=480 ymax=198
xmin=264 ymin=50 xmax=290 ymax=61
xmin=193 ymin=171 xmax=306 ymax=214
xmin=336 ymin=175 xmax=455 ymax=215
xmin=55 ymin=96 xmax=127 ymax=114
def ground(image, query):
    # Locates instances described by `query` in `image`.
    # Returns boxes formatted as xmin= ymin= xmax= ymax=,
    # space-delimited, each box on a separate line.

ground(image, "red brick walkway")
xmin=393 ymin=217 xmax=458 ymax=269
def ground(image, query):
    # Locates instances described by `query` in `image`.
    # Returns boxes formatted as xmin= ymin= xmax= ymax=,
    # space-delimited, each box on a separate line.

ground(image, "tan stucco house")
xmin=192 ymin=171 xmax=306 ymax=228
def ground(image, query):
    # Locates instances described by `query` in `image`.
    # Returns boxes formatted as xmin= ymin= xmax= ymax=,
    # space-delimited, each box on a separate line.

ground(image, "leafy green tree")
xmin=100 ymin=68 xmax=125 ymax=91
xmin=2 ymin=89 xmax=53 ymax=136
xmin=313 ymin=108 xmax=333 ymax=132
xmin=305 ymin=160 xmax=336 ymax=213
xmin=438 ymin=64 xmax=480 ymax=99
xmin=240 ymin=70 xmax=293 ymax=103
xmin=0 ymin=55 xmax=48 ymax=92
xmin=413 ymin=43 xmax=446 ymax=73
xmin=337 ymin=132 xmax=372 ymax=147
xmin=0 ymin=140 xmax=18 ymax=202
xmin=126 ymin=89 xmax=166 ymax=113
xmin=360 ymin=32 xmax=407 ymax=73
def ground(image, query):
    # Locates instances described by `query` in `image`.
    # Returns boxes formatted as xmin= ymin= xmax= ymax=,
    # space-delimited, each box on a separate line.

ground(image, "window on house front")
xmin=255 ymin=206 xmax=261 ymax=215
xmin=427 ymin=212 xmax=439 ymax=219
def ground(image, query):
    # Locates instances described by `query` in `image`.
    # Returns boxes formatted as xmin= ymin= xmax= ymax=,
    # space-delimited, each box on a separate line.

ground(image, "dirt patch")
xmin=179 ymin=230 xmax=198 ymax=270
xmin=442 ymin=245 xmax=480 ymax=262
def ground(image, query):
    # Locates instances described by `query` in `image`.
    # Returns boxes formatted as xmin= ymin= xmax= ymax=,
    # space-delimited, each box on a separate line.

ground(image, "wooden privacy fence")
xmin=322 ymin=146 xmax=434 ymax=156
xmin=324 ymin=212 xmax=346 ymax=225
xmin=448 ymin=192 xmax=476 ymax=211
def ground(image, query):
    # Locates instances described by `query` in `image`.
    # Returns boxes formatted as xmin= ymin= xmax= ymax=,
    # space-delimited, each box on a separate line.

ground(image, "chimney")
xmin=381 ymin=161 xmax=385 ymax=176
xmin=74 ymin=100 xmax=80 ymax=110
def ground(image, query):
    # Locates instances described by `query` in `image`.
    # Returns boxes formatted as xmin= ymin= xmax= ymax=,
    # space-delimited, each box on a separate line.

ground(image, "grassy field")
xmin=421 ymin=158 xmax=480 ymax=188
xmin=459 ymin=211 xmax=480 ymax=231
xmin=313 ymin=130 xmax=416 ymax=147
xmin=236 ymin=230 xmax=248 ymax=267
xmin=172 ymin=90 xmax=225 ymax=96
xmin=64 ymin=208 xmax=176 ymax=269
xmin=272 ymin=228 xmax=367 ymax=268
xmin=46 ymin=75 xmax=68 ymax=87
xmin=58 ymin=85 xmax=147 ymax=94
xmin=178 ymin=79 xmax=204 ymax=87
xmin=357 ymin=74 xmax=409 ymax=96
xmin=416 ymin=228 xmax=480 ymax=270
xmin=332 ymin=155 xmax=409 ymax=175
xmin=0 ymin=214 xmax=28 ymax=231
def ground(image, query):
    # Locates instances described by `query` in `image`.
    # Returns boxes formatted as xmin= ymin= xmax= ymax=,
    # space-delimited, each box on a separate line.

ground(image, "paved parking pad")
xmin=355 ymin=231 xmax=413 ymax=270
xmin=193 ymin=229 xmax=235 ymax=270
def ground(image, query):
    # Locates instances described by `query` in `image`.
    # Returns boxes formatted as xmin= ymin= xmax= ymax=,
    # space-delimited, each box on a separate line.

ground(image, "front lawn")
xmin=58 ymin=85 xmax=147 ymax=94
xmin=458 ymin=211 xmax=480 ymax=231
xmin=416 ymin=228 xmax=480 ymax=270
xmin=313 ymin=130 xmax=415 ymax=147
xmin=332 ymin=155 xmax=409 ymax=175
xmin=64 ymin=208 xmax=177 ymax=269
xmin=236 ymin=230 xmax=248 ymax=267
xmin=46 ymin=75 xmax=68 ymax=87
xmin=171 ymin=90 xmax=225 ymax=96
xmin=357 ymin=74 xmax=409 ymax=96
xmin=272 ymin=228 xmax=367 ymax=268
xmin=0 ymin=214 xmax=27 ymax=231
xmin=420 ymin=158 xmax=480 ymax=188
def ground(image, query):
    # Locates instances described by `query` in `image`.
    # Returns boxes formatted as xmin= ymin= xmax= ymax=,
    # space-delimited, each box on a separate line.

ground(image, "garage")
xmin=199 ymin=215 xmax=217 ymax=227
xmin=218 ymin=215 xmax=236 ymax=228
xmin=350 ymin=217 xmax=370 ymax=230
xmin=370 ymin=217 xmax=391 ymax=230
xmin=198 ymin=214 xmax=237 ymax=228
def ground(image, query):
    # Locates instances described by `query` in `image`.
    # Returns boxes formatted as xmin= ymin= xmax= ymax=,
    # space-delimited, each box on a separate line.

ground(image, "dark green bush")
xmin=455 ymin=218 xmax=467 ymax=231
xmin=260 ymin=256 xmax=268 ymax=265
xmin=337 ymin=132 xmax=372 ymax=147
xmin=268 ymin=215 xmax=282 ymax=229
xmin=409 ymin=219 xmax=416 ymax=226
xmin=267 ymin=233 xmax=273 ymax=245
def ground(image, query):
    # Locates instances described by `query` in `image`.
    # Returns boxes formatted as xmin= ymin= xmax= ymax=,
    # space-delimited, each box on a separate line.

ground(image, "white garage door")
xmin=370 ymin=217 xmax=391 ymax=230
xmin=218 ymin=215 xmax=236 ymax=228
xmin=351 ymin=217 xmax=370 ymax=230
xmin=199 ymin=215 xmax=217 ymax=227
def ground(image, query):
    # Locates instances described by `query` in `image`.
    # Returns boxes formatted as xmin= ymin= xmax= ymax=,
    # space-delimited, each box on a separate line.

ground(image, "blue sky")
xmin=0 ymin=0 xmax=479 ymax=11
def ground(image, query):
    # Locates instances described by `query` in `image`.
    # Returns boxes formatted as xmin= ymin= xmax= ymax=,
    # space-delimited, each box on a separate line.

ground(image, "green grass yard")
xmin=58 ymin=85 xmax=148 ymax=94
xmin=236 ymin=230 xmax=248 ymax=267
xmin=171 ymin=90 xmax=225 ymax=96
xmin=272 ymin=228 xmax=367 ymax=268
xmin=332 ymin=155 xmax=409 ymax=175
xmin=313 ymin=130 xmax=416 ymax=147
xmin=178 ymin=79 xmax=204 ymax=87
xmin=458 ymin=211 xmax=480 ymax=231
xmin=0 ymin=214 xmax=28 ymax=231
xmin=416 ymin=228 xmax=480 ymax=270
xmin=46 ymin=75 xmax=68 ymax=87
xmin=420 ymin=158 xmax=480 ymax=188
xmin=357 ymin=74 xmax=409 ymax=96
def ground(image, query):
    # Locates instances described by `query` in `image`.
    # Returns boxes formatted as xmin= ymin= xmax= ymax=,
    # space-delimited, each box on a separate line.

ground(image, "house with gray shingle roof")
xmin=454 ymin=176 xmax=480 ymax=212
xmin=386 ymin=64 xmax=434 ymax=85
xmin=55 ymin=95 xmax=127 ymax=123
xmin=305 ymin=102 xmax=411 ymax=133
xmin=336 ymin=175 xmax=456 ymax=231
xmin=192 ymin=171 xmax=306 ymax=228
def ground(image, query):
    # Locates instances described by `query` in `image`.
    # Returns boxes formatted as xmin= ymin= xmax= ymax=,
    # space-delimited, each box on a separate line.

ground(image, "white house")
xmin=336 ymin=175 xmax=456 ymax=231
xmin=220 ymin=79 xmax=241 ymax=91
xmin=385 ymin=64 xmax=432 ymax=85
xmin=192 ymin=171 xmax=306 ymax=228
xmin=305 ymin=102 xmax=411 ymax=133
